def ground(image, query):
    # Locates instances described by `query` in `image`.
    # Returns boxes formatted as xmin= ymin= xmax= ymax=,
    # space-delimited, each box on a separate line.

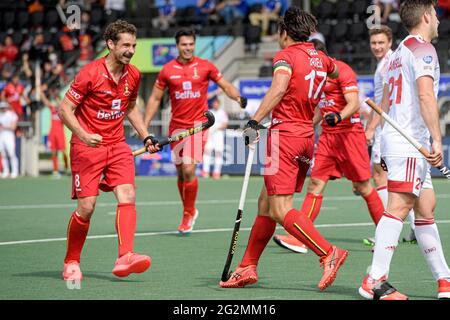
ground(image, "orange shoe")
xmin=212 ymin=172 xmax=221 ymax=180
xmin=358 ymin=274 xmax=387 ymax=299
xmin=438 ymin=278 xmax=450 ymax=299
xmin=219 ymin=264 xmax=258 ymax=288
xmin=178 ymin=209 xmax=199 ymax=235
xmin=318 ymin=246 xmax=348 ymax=291
xmin=112 ymin=252 xmax=151 ymax=278
xmin=201 ymin=170 xmax=210 ymax=178
xmin=273 ymin=234 xmax=308 ymax=254
xmin=63 ymin=260 xmax=83 ymax=281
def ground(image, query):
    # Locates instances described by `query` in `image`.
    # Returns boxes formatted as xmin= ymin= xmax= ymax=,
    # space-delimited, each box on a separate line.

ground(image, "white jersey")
xmin=0 ymin=110 xmax=18 ymax=138
xmin=209 ymin=108 xmax=228 ymax=134
xmin=381 ymin=35 xmax=440 ymax=158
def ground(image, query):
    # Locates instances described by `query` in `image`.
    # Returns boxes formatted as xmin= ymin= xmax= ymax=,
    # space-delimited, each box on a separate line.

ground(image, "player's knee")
xmin=307 ymin=179 xmax=324 ymax=194
xmin=77 ymin=203 xmax=96 ymax=218
xmin=353 ymin=180 xmax=372 ymax=196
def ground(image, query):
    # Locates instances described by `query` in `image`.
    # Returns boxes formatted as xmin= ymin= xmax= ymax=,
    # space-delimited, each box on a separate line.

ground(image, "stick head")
xmin=203 ymin=110 xmax=215 ymax=128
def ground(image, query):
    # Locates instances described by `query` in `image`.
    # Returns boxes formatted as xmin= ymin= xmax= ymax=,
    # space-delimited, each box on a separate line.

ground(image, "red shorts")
xmin=311 ymin=131 xmax=371 ymax=182
xmin=264 ymin=130 xmax=314 ymax=196
xmin=70 ymin=141 xmax=135 ymax=199
xmin=48 ymin=131 xmax=66 ymax=151
xmin=169 ymin=128 xmax=208 ymax=166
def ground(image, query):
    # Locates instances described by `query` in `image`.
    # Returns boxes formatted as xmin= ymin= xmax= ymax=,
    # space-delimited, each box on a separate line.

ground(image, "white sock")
xmin=213 ymin=151 xmax=223 ymax=175
xmin=407 ymin=209 xmax=415 ymax=231
xmin=369 ymin=213 xmax=403 ymax=280
xmin=376 ymin=186 xmax=388 ymax=208
xmin=414 ymin=220 xmax=450 ymax=280
xmin=202 ymin=151 xmax=211 ymax=174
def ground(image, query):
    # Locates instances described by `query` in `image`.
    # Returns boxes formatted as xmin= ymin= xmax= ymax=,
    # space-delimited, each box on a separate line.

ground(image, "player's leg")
xmin=352 ymin=180 xmax=384 ymax=226
xmin=212 ymin=132 xmax=225 ymax=179
xmin=202 ymin=137 xmax=212 ymax=178
xmin=63 ymin=195 xmax=96 ymax=281
xmin=176 ymin=162 xmax=200 ymax=234
xmin=51 ymin=150 xmax=61 ymax=178
xmin=0 ymin=138 xmax=10 ymax=178
xmin=111 ymin=184 xmax=151 ymax=277
xmin=220 ymin=185 xmax=276 ymax=288
xmin=414 ymin=182 xmax=450 ymax=299
xmin=359 ymin=156 xmax=421 ymax=300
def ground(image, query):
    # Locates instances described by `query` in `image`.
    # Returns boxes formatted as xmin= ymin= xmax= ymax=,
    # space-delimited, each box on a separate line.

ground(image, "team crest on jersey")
xmin=182 ymin=81 xmax=192 ymax=90
xmin=124 ymin=80 xmax=130 ymax=96
xmin=193 ymin=67 xmax=199 ymax=79
xmin=423 ymin=55 xmax=433 ymax=64
xmin=112 ymin=99 xmax=121 ymax=110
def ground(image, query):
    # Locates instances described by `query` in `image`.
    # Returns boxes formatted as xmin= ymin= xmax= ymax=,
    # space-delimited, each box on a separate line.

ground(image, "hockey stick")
xmin=365 ymin=98 xmax=450 ymax=180
xmin=133 ymin=111 xmax=215 ymax=157
xmin=220 ymin=122 xmax=272 ymax=282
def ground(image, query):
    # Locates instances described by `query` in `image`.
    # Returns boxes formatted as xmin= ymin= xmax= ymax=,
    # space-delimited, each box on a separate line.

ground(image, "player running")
xmin=359 ymin=0 xmax=450 ymax=300
xmin=145 ymin=28 xmax=245 ymax=235
xmin=59 ymin=20 xmax=153 ymax=282
xmin=273 ymin=40 xmax=385 ymax=254
xmin=220 ymin=7 xmax=348 ymax=291
xmin=364 ymin=25 xmax=416 ymax=247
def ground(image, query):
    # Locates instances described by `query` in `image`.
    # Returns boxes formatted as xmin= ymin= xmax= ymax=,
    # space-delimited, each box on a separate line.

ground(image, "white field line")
xmin=1 ymin=193 xmax=450 ymax=210
xmin=1 ymin=220 xmax=450 ymax=247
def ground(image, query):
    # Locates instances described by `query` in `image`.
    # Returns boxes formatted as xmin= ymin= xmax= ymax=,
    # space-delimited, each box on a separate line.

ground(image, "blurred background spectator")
xmin=249 ymin=0 xmax=281 ymax=37
xmin=152 ymin=0 xmax=177 ymax=31
xmin=216 ymin=0 xmax=247 ymax=25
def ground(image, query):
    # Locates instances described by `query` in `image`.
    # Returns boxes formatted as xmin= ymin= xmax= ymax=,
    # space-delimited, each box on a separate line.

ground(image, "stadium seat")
xmin=17 ymin=10 xmax=29 ymax=30
xmin=30 ymin=11 xmax=44 ymax=28
xmin=231 ymin=23 xmax=244 ymax=37
xmin=199 ymin=27 xmax=215 ymax=36
xmin=90 ymin=7 xmax=104 ymax=27
xmin=317 ymin=1 xmax=335 ymax=20
xmin=147 ymin=29 xmax=163 ymax=38
xmin=2 ymin=10 xmax=15 ymax=31
xmin=318 ymin=23 xmax=331 ymax=39
xmin=336 ymin=1 xmax=351 ymax=20
xmin=396 ymin=25 xmax=409 ymax=40
xmin=329 ymin=42 xmax=346 ymax=55
xmin=332 ymin=22 xmax=348 ymax=42
xmin=163 ymin=27 xmax=178 ymax=38
xmin=11 ymin=31 xmax=23 ymax=46
xmin=45 ymin=9 xmax=61 ymax=30
xmin=349 ymin=22 xmax=366 ymax=41
xmin=438 ymin=19 xmax=450 ymax=38
xmin=386 ymin=21 xmax=399 ymax=35
xmin=352 ymin=0 xmax=370 ymax=18
xmin=0 ymin=32 xmax=7 ymax=44
xmin=215 ymin=25 xmax=230 ymax=36
xmin=245 ymin=25 xmax=261 ymax=45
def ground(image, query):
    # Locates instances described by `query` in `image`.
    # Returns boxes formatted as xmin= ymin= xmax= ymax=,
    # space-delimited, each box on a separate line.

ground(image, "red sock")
xmin=64 ymin=211 xmax=90 ymax=263
xmin=115 ymin=203 xmax=136 ymax=257
xmin=183 ymin=178 xmax=198 ymax=216
xmin=363 ymin=188 xmax=384 ymax=225
xmin=283 ymin=209 xmax=332 ymax=257
xmin=301 ymin=193 xmax=323 ymax=222
xmin=51 ymin=154 xmax=58 ymax=172
xmin=241 ymin=215 xmax=276 ymax=267
xmin=177 ymin=179 xmax=185 ymax=205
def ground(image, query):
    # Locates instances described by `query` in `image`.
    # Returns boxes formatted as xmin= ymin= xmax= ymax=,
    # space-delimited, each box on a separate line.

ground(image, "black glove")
xmin=380 ymin=158 xmax=388 ymax=172
xmin=243 ymin=120 xmax=265 ymax=146
xmin=143 ymin=134 xmax=158 ymax=146
xmin=239 ymin=96 xmax=248 ymax=109
xmin=324 ymin=112 xmax=342 ymax=127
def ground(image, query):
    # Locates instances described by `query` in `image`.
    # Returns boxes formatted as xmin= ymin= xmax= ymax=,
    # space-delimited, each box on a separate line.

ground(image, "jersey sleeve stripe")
xmin=273 ymin=66 xmax=292 ymax=75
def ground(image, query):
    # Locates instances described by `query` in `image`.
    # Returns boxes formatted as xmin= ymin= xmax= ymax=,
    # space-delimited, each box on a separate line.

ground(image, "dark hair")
xmin=103 ymin=20 xmax=137 ymax=45
xmin=368 ymin=25 xmax=393 ymax=42
xmin=309 ymin=39 xmax=328 ymax=55
xmin=175 ymin=28 xmax=196 ymax=44
xmin=400 ymin=0 xmax=437 ymax=31
xmin=278 ymin=6 xmax=318 ymax=42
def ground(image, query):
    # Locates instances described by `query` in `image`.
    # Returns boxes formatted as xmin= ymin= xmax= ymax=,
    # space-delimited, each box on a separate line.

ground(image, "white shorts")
xmin=371 ymin=128 xmax=381 ymax=164
xmin=205 ymin=130 xmax=225 ymax=153
xmin=383 ymin=156 xmax=433 ymax=197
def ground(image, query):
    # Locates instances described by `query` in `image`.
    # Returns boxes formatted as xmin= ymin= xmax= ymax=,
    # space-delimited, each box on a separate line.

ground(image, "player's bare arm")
xmin=144 ymin=85 xmax=164 ymax=128
xmin=252 ymin=71 xmax=290 ymax=123
xmin=379 ymin=84 xmax=390 ymax=129
xmin=417 ymin=75 xmax=443 ymax=167
xmin=365 ymin=110 xmax=381 ymax=144
xmin=59 ymin=96 xmax=103 ymax=147
xmin=313 ymin=106 xmax=322 ymax=126
xmin=216 ymin=78 xmax=245 ymax=107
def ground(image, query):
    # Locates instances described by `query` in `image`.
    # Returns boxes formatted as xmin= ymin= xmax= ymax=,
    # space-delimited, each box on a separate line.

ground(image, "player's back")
xmin=271 ymin=42 xmax=335 ymax=136
xmin=382 ymin=35 xmax=440 ymax=157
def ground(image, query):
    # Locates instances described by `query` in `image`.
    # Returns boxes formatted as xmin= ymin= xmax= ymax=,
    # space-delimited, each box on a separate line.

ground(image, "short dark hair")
xmin=309 ymin=39 xmax=328 ymax=55
xmin=278 ymin=6 xmax=318 ymax=42
xmin=368 ymin=25 xmax=393 ymax=42
xmin=175 ymin=28 xmax=196 ymax=44
xmin=103 ymin=20 xmax=137 ymax=45
xmin=400 ymin=0 xmax=437 ymax=31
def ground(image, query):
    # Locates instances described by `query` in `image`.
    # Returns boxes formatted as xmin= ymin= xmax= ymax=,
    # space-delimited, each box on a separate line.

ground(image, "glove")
xmin=239 ymin=96 xmax=248 ymax=109
xmin=243 ymin=120 xmax=262 ymax=146
xmin=143 ymin=134 xmax=162 ymax=152
xmin=380 ymin=158 xmax=388 ymax=172
xmin=324 ymin=112 xmax=342 ymax=127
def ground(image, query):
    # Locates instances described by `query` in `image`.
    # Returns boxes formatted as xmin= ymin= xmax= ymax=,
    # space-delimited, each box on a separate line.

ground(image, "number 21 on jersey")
xmin=388 ymin=73 xmax=402 ymax=107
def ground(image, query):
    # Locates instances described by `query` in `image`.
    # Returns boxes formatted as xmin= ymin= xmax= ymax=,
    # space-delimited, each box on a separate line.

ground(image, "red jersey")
xmin=271 ymin=42 xmax=336 ymax=136
xmin=65 ymin=56 xmax=141 ymax=145
xmin=318 ymin=60 xmax=363 ymax=133
xmin=49 ymin=105 xmax=65 ymax=137
xmin=3 ymin=82 xmax=24 ymax=117
xmin=155 ymin=56 xmax=222 ymax=130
